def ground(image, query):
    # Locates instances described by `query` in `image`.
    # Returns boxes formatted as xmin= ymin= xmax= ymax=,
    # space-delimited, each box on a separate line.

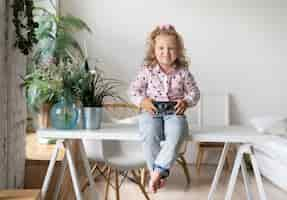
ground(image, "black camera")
xmin=153 ymin=101 xmax=177 ymax=115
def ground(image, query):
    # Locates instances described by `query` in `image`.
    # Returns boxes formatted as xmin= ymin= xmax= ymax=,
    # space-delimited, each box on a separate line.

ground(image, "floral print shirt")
xmin=129 ymin=64 xmax=200 ymax=107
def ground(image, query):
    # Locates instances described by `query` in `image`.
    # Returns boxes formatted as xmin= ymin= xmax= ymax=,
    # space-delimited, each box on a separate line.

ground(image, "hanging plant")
xmin=12 ymin=0 xmax=39 ymax=55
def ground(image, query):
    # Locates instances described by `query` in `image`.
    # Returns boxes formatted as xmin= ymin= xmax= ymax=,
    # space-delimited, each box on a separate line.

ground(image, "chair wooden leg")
xmin=94 ymin=164 xmax=108 ymax=181
xmin=131 ymin=170 xmax=150 ymax=200
xmin=90 ymin=163 xmax=99 ymax=175
xmin=81 ymin=163 xmax=109 ymax=192
xmin=81 ymin=163 xmax=98 ymax=192
xmin=115 ymin=169 xmax=120 ymax=200
xmin=177 ymin=155 xmax=191 ymax=185
xmin=104 ymin=167 xmax=112 ymax=200
xmin=100 ymin=165 xmax=108 ymax=175
xmin=140 ymin=168 xmax=147 ymax=186
xmin=196 ymin=148 xmax=204 ymax=175
xmin=195 ymin=147 xmax=201 ymax=170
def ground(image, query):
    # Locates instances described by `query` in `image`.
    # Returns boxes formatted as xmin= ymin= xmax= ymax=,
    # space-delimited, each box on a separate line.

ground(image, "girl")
xmin=129 ymin=24 xmax=200 ymax=193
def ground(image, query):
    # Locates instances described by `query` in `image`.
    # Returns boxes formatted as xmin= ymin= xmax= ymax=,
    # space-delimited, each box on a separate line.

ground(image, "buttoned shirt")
xmin=129 ymin=65 xmax=200 ymax=107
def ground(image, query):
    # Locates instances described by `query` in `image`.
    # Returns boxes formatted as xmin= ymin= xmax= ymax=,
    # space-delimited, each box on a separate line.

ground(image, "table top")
xmin=189 ymin=126 xmax=280 ymax=142
xmin=37 ymin=124 xmax=279 ymax=143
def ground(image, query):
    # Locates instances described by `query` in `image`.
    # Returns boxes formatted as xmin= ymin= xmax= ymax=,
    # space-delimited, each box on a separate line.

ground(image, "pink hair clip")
xmin=159 ymin=24 xmax=174 ymax=30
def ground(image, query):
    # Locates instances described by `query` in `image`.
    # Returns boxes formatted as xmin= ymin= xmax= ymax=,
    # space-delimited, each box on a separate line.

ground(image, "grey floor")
xmin=84 ymin=164 xmax=287 ymax=200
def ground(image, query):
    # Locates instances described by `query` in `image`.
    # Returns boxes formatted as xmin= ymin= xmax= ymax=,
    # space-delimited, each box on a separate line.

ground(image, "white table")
xmin=189 ymin=126 xmax=276 ymax=200
xmin=38 ymin=124 xmax=276 ymax=200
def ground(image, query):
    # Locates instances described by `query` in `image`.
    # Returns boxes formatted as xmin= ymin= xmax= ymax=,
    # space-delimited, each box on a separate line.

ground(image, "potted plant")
xmin=75 ymin=61 xmax=121 ymax=129
xmin=22 ymin=5 xmax=91 ymax=130
xmin=48 ymin=60 xmax=84 ymax=129
xmin=22 ymin=64 xmax=61 ymax=128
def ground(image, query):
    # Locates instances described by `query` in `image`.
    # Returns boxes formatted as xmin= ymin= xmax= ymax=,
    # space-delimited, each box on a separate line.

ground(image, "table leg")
xmin=53 ymin=153 xmax=67 ymax=200
xmin=241 ymin=157 xmax=253 ymax=200
xmin=208 ymin=143 xmax=230 ymax=200
xmin=225 ymin=144 xmax=249 ymax=200
xmin=79 ymin=139 xmax=99 ymax=200
xmin=64 ymin=140 xmax=83 ymax=200
xmin=41 ymin=140 xmax=62 ymax=200
xmin=249 ymin=149 xmax=267 ymax=200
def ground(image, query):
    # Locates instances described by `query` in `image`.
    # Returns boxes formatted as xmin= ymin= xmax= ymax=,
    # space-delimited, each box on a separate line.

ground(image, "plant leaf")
xmin=59 ymin=15 xmax=92 ymax=33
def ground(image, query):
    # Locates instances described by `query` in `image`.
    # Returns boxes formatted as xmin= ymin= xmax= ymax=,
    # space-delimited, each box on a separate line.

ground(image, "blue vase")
xmin=50 ymin=97 xmax=78 ymax=129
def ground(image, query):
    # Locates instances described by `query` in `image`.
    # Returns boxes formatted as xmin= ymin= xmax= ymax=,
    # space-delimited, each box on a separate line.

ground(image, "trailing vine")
xmin=12 ymin=0 xmax=38 ymax=55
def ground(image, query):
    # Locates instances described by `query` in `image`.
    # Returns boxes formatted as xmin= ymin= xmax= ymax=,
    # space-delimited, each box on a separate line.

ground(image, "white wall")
xmin=61 ymin=0 xmax=287 ymax=125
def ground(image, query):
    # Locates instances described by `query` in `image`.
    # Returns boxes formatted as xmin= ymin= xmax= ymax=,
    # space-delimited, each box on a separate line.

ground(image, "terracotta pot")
xmin=38 ymin=103 xmax=51 ymax=128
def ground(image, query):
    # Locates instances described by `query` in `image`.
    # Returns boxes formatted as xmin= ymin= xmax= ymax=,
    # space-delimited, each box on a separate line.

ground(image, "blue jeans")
xmin=138 ymin=112 xmax=189 ymax=178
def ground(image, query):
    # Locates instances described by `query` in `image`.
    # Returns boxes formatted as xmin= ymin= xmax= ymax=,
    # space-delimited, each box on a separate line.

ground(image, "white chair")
xmin=108 ymin=103 xmax=191 ymax=185
xmin=187 ymin=93 xmax=233 ymax=174
xmin=105 ymin=104 xmax=192 ymax=186
xmin=82 ymin=103 xmax=150 ymax=200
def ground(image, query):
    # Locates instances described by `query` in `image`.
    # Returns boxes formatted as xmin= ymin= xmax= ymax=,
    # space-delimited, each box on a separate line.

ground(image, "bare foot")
xmin=148 ymin=171 xmax=161 ymax=193
xmin=158 ymin=178 xmax=166 ymax=189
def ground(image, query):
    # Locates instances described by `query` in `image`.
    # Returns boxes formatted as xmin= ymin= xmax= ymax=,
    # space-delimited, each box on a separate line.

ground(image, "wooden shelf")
xmin=25 ymin=132 xmax=77 ymax=199
xmin=25 ymin=133 xmax=65 ymax=162
xmin=25 ymin=133 xmax=65 ymax=199
xmin=0 ymin=189 xmax=40 ymax=200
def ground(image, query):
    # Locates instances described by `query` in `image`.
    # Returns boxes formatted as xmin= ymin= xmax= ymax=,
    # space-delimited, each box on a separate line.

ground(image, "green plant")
xmin=22 ymin=59 xmax=85 ymax=112
xmin=21 ymin=5 xmax=92 ymax=112
xmin=32 ymin=7 xmax=92 ymax=65
xmin=74 ymin=61 xmax=122 ymax=107
xmin=12 ymin=0 xmax=38 ymax=55
xmin=22 ymin=64 xmax=62 ymax=112
xmin=59 ymin=61 xmax=86 ymax=101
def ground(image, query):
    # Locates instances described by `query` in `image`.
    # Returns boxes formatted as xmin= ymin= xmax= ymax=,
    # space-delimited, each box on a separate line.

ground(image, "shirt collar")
xmin=155 ymin=64 xmax=177 ymax=75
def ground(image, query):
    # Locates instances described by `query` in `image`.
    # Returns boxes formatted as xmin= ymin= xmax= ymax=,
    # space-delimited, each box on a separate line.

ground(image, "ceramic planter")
xmin=82 ymin=107 xmax=102 ymax=129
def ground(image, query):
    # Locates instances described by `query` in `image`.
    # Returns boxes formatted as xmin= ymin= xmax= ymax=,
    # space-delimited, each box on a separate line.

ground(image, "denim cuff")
xmin=153 ymin=164 xmax=170 ymax=178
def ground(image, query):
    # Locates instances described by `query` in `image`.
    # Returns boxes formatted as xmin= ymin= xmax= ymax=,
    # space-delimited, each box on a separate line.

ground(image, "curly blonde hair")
xmin=143 ymin=25 xmax=189 ymax=68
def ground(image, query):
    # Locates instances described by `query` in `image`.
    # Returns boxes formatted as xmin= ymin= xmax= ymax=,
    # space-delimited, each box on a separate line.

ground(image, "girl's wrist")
xmin=182 ymin=99 xmax=188 ymax=107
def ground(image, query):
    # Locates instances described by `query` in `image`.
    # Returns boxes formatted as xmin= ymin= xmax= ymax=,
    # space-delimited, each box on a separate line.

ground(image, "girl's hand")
xmin=175 ymin=99 xmax=188 ymax=115
xmin=140 ymin=98 xmax=157 ymax=114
